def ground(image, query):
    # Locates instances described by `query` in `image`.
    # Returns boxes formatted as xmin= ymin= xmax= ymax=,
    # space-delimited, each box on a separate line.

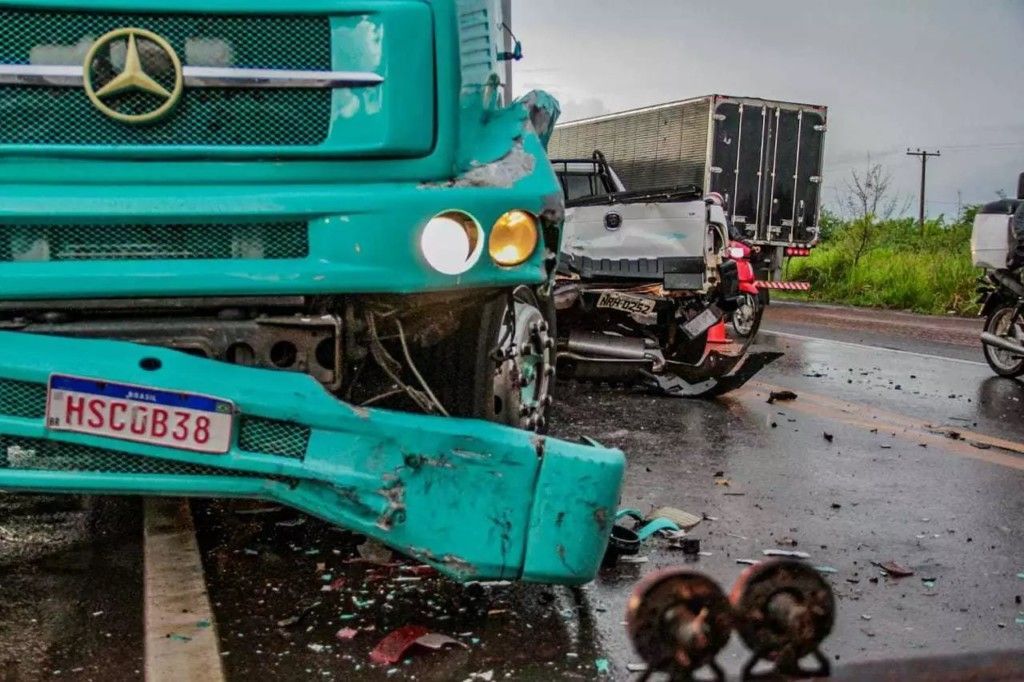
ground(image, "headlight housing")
xmin=420 ymin=211 xmax=483 ymax=275
xmin=489 ymin=210 xmax=539 ymax=267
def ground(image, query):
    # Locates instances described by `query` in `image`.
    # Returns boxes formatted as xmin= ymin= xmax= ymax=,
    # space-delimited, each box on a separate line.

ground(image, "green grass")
xmin=779 ymin=213 xmax=981 ymax=316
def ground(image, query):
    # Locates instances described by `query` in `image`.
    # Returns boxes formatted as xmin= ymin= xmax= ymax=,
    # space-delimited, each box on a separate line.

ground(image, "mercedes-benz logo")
xmin=83 ymin=27 xmax=183 ymax=125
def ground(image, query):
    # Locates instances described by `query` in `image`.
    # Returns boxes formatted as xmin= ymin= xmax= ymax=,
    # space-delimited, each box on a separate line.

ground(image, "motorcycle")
xmin=726 ymin=240 xmax=764 ymax=340
xmin=974 ymin=179 xmax=1024 ymax=378
xmin=978 ymin=268 xmax=1024 ymax=378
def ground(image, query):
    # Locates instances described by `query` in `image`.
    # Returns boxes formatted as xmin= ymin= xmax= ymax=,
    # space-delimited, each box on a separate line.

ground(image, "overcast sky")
xmin=513 ymin=0 xmax=1024 ymax=217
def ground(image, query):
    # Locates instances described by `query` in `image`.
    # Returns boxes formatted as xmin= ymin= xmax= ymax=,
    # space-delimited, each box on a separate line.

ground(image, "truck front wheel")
xmin=428 ymin=287 xmax=555 ymax=431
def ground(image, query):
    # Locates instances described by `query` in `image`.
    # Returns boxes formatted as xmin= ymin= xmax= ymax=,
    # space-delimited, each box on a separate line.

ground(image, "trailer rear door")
xmin=765 ymin=107 xmax=825 ymax=245
xmin=711 ymin=98 xmax=826 ymax=246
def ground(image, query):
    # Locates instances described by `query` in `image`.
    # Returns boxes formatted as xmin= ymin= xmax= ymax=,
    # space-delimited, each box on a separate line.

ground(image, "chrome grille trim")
xmin=0 ymin=63 xmax=383 ymax=89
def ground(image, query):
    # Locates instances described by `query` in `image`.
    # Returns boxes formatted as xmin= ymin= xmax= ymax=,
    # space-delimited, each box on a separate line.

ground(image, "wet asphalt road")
xmin=2 ymin=302 xmax=1023 ymax=680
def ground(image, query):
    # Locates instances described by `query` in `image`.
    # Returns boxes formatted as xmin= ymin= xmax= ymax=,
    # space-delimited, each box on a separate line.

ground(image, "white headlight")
xmin=420 ymin=212 xmax=483 ymax=275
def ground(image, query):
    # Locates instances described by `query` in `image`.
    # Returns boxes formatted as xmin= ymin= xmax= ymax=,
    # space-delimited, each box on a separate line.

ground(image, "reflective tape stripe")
xmin=755 ymin=281 xmax=812 ymax=291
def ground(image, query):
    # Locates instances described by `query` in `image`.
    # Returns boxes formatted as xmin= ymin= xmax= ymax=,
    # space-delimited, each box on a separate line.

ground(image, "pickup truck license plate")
xmin=46 ymin=375 xmax=234 ymax=454
xmin=596 ymin=292 xmax=657 ymax=316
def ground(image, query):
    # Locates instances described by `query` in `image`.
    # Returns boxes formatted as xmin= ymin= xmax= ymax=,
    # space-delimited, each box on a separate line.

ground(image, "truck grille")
xmin=0 ymin=222 xmax=309 ymax=262
xmin=0 ymin=9 xmax=332 ymax=147
xmin=237 ymin=417 xmax=310 ymax=460
xmin=0 ymin=379 xmax=47 ymax=419
xmin=1 ymin=432 xmax=299 ymax=481
xmin=0 ymin=436 xmax=257 ymax=477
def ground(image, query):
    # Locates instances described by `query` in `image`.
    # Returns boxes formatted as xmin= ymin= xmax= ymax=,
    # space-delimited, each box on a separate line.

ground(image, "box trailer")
xmin=549 ymin=95 xmax=828 ymax=281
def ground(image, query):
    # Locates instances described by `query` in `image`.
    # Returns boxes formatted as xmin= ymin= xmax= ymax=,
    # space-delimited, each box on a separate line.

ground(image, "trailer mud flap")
xmin=0 ymin=332 xmax=625 ymax=585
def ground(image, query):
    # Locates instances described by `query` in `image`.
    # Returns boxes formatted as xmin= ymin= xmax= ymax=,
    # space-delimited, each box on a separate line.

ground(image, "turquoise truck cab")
xmin=0 ymin=0 xmax=625 ymax=584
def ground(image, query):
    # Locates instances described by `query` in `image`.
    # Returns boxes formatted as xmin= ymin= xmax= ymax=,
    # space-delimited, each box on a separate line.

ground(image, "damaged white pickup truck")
xmin=551 ymin=153 xmax=779 ymax=397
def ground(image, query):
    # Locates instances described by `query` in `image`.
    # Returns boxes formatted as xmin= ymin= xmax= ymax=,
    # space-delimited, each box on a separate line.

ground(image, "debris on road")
xmin=414 ymin=632 xmax=469 ymax=651
xmin=767 ymin=390 xmax=798 ymax=404
xmin=763 ymin=549 xmax=811 ymax=559
xmin=874 ymin=561 xmax=915 ymax=578
xmin=646 ymin=506 xmax=702 ymax=531
xmin=357 ymin=539 xmax=395 ymax=566
xmin=369 ymin=625 xmax=465 ymax=665
xmin=676 ymin=538 xmax=701 ymax=555
xmin=336 ymin=628 xmax=359 ymax=641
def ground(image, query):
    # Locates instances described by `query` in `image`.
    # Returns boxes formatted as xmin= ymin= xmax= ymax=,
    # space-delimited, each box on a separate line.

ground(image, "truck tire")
xmin=427 ymin=286 xmax=555 ymax=431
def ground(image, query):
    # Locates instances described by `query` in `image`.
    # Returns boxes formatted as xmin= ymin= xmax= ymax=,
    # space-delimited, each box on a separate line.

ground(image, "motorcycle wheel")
xmin=983 ymin=305 xmax=1024 ymax=378
xmin=731 ymin=293 xmax=763 ymax=339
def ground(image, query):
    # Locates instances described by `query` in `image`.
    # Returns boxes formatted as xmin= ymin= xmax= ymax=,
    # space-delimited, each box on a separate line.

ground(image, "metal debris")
xmin=767 ymin=390 xmax=799 ymax=404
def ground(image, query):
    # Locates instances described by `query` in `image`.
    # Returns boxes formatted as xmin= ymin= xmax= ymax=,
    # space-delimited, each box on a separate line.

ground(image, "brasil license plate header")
xmin=46 ymin=375 xmax=235 ymax=454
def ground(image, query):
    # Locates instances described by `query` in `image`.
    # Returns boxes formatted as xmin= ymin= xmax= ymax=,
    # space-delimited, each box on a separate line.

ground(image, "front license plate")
xmin=596 ymin=292 xmax=657 ymax=316
xmin=46 ymin=375 xmax=235 ymax=454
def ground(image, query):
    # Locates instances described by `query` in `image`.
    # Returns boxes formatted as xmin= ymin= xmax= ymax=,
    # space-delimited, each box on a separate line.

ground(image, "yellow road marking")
xmin=738 ymin=381 xmax=1024 ymax=471
xmin=145 ymin=499 xmax=225 ymax=682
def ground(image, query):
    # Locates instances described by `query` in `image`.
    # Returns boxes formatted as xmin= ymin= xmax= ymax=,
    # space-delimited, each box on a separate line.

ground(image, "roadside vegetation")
xmin=780 ymin=164 xmax=980 ymax=316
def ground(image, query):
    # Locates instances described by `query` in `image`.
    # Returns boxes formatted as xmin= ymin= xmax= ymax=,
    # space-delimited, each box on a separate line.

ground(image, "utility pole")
xmin=906 ymin=148 xmax=941 ymax=233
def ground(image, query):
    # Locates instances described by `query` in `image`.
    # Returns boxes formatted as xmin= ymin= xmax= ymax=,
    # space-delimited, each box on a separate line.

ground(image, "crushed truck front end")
xmin=0 ymin=0 xmax=624 ymax=584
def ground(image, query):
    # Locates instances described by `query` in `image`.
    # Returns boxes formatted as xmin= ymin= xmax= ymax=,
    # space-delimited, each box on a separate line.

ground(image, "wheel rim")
xmin=732 ymin=295 xmax=757 ymax=336
xmin=492 ymin=288 xmax=553 ymax=431
xmin=986 ymin=307 xmax=1024 ymax=372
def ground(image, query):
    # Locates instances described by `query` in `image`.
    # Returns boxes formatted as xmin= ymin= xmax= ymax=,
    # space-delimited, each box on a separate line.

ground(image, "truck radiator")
xmin=0 ymin=9 xmax=331 ymax=147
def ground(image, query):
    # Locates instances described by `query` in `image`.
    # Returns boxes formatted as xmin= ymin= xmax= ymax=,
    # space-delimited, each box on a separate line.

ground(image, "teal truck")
xmin=0 ymin=0 xmax=625 ymax=584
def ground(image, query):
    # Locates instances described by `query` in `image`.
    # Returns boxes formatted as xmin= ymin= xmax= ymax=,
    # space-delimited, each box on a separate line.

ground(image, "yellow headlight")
xmin=489 ymin=210 xmax=539 ymax=267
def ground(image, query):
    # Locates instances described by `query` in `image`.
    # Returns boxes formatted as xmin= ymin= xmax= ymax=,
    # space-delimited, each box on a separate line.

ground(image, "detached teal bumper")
xmin=0 ymin=331 xmax=624 ymax=584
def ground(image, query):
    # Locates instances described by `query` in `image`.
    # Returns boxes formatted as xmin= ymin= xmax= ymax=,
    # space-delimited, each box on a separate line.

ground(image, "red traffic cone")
xmin=707 ymin=319 xmax=728 ymax=345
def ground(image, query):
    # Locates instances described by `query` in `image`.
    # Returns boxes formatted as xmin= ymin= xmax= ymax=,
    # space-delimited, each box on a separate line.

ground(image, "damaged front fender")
xmin=0 ymin=332 xmax=624 ymax=585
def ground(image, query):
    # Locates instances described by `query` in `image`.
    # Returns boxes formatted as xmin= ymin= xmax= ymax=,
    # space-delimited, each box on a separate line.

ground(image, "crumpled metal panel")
xmin=0 ymin=330 xmax=625 ymax=584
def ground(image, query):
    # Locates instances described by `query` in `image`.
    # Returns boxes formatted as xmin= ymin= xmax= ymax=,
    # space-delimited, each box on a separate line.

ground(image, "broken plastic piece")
xmin=647 ymin=507 xmax=702 ymax=531
xmin=874 ymin=561 xmax=915 ymax=578
xmin=763 ymin=549 xmax=810 ymax=560
xmin=414 ymin=633 xmax=469 ymax=651
xmin=635 ymin=517 xmax=681 ymax=541
xmin=370 ymin=625 xmax=431 ymax=665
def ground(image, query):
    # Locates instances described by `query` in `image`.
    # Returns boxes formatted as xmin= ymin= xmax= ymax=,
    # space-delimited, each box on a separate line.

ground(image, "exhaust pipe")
xmin=989 ymin=270 xmax=1024 ymax=298
xmin=981 ymin=332 xmax=1024 ymax=357
xmin=565 ymin=331 xmax=657 ymax=361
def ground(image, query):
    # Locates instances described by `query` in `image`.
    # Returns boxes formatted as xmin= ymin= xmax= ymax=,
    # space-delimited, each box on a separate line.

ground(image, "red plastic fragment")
xmin=336 ymin=627 xmax=359 ymax=641
xmin=369 ymin=625 xmax=430 ymax=665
